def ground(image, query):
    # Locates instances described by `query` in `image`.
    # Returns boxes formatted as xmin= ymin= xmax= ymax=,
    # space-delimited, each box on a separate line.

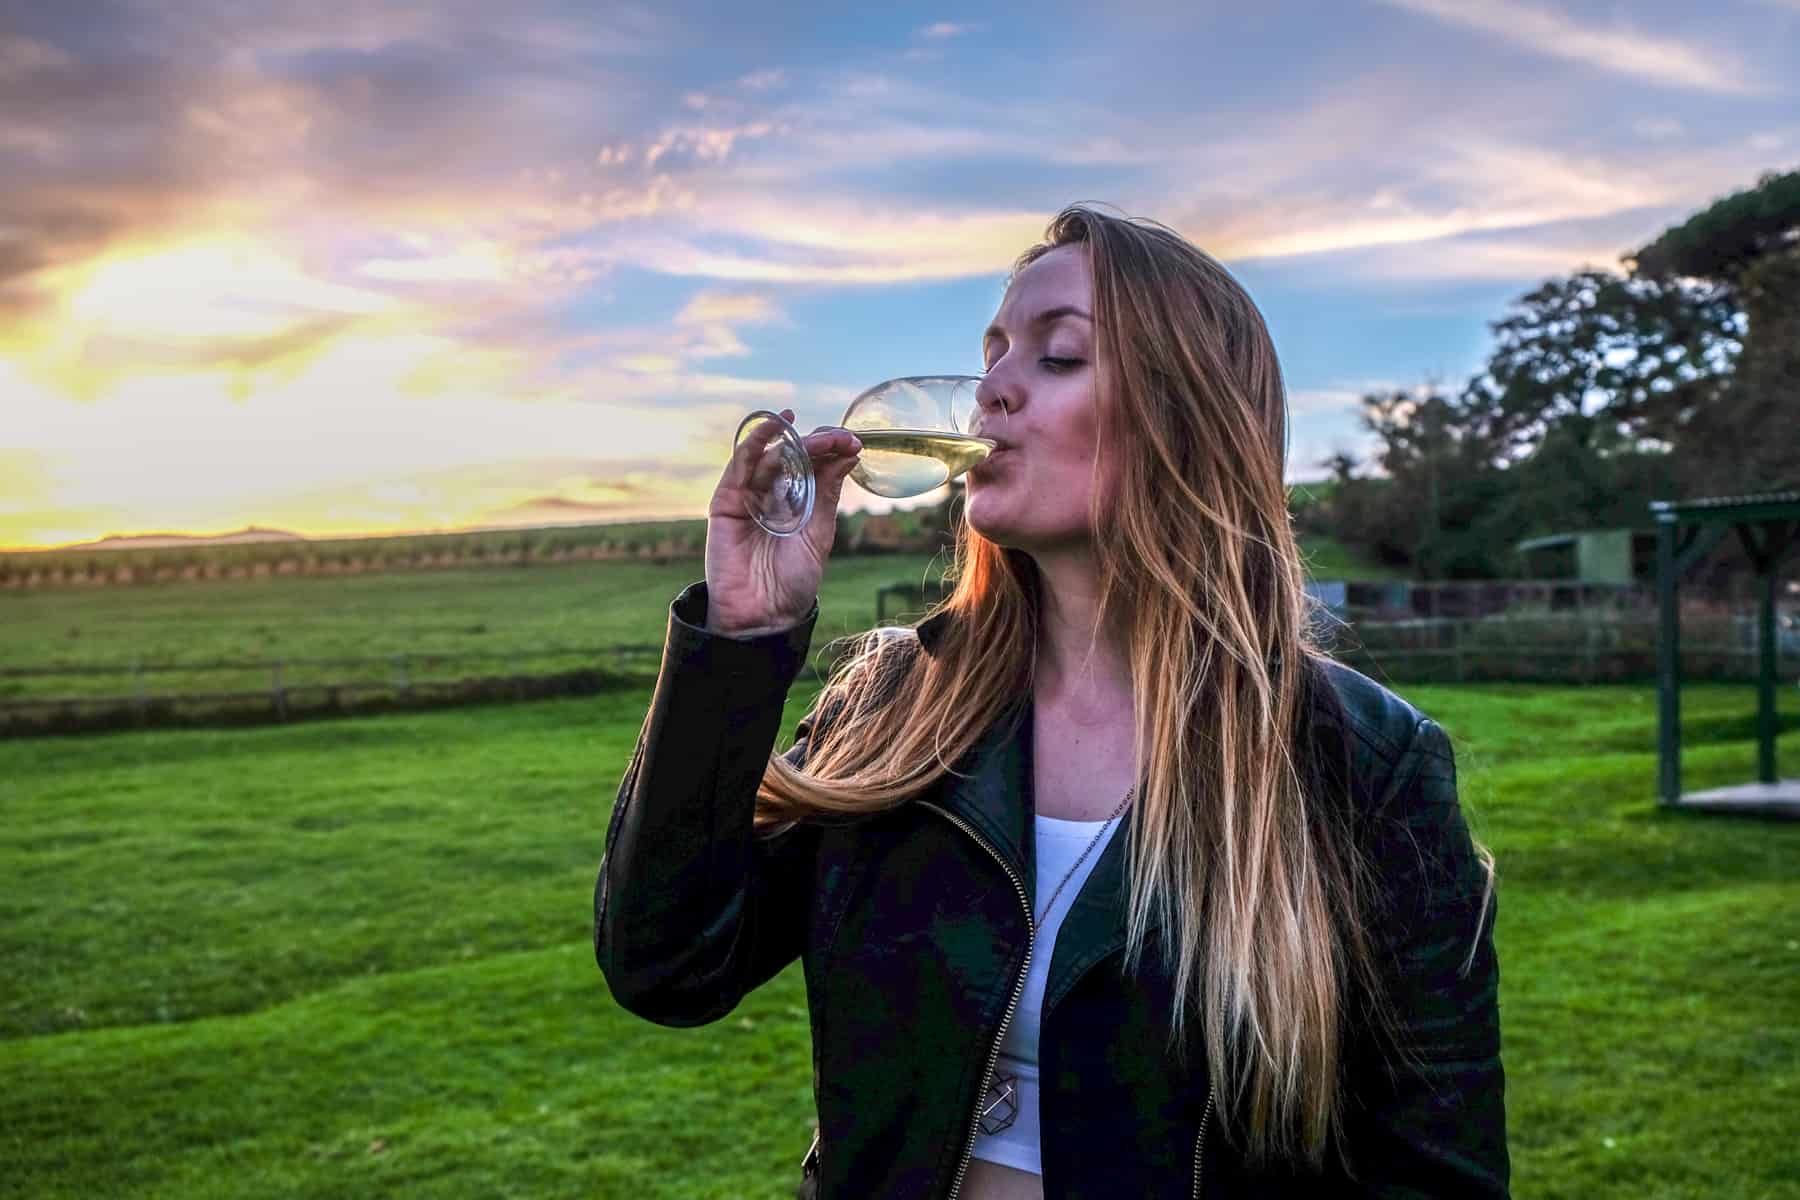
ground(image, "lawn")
xmin=1298 ymin=533 xmax=1409 ymax=582
xmin=0 ymin=555 xmax=947 ymax=700
xmin=2 ymin=678 xmax=1796 ymax=1198
xmin=0 ymin=529 xmax=1391 ymax=701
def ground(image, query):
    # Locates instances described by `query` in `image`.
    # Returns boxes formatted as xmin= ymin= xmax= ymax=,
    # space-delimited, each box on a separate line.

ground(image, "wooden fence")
xmin=1321 ymin=613 xmax=1800 ymax=685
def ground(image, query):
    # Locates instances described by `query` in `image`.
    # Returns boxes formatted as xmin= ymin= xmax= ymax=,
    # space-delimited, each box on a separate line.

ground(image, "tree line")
xmin=1300 ymin=168 xmax=1798 ymax=579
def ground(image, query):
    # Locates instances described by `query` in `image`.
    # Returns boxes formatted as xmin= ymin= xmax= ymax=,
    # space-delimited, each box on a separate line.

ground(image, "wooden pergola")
xmin=1653 ymin=492 xmax=1800 ymax=815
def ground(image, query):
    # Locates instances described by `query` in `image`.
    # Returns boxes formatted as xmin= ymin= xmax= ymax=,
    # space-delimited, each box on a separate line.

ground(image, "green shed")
xmin=1515 ymin=529 xmax=1656 ymax=584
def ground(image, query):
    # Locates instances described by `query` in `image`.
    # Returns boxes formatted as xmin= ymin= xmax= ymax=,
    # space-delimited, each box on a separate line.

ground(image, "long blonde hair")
xmin=757 ymin=205 xmax=1379 ymax=1166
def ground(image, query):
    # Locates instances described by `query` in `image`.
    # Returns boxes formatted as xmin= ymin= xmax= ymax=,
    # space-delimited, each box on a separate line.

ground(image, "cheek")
xmin=1055 ymin=399 xmax=1104 ymax=493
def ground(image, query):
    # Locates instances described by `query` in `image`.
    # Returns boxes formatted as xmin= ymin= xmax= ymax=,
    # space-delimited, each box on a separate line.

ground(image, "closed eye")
xmin=1040 ymin=356 xmax=1084 ymax=373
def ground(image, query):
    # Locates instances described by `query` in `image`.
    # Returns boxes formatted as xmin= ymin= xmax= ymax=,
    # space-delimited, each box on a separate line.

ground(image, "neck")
xmin=1030 ymin=545 xmax=1132 ymax=714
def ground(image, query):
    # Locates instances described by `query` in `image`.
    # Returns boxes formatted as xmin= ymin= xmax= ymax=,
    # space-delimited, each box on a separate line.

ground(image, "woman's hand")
xmin=704 ymin=411 xmax=862 ymax=637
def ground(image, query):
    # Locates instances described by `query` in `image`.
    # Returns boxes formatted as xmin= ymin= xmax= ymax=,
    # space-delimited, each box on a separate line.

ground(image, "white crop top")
xmin=968 ymin=813 xmax=1123 ymax=1176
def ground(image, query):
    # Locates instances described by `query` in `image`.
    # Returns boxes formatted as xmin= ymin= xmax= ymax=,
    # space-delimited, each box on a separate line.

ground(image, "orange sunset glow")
xmin=3 ymin=2 xmax=1796 ymax=549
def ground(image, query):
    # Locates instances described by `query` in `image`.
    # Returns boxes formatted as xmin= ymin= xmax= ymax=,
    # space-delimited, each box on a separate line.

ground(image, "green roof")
xmin=1649 ymin=492 xmax=1800 ymax=524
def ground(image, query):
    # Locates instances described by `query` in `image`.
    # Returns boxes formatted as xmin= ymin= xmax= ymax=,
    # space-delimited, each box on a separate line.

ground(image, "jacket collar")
xmin=915 ymin=608 xmax=952 ymax=656
xmin=934 ymin=703 xmax=1139 ymax=1010
xmin=932 ymin=697 xmax=1033 ymax=888
xmin=909 ymin=609 xmax=1334 ymax=1017
xmin=1043 ymin=824 xmax=1132 ymax=1015
xmin=912 ymin=607 xmax=1030 ymax=870
xmin=913 ymin=604 xmax=1136 ymax=1003
xmin=927 ymin=687 xmax=1137 ymax=984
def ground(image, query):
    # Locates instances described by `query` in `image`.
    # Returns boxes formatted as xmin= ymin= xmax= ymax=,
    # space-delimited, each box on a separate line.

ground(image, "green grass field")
xmin=0 ymin=530 xmax=1392 ymax=699
xmin=1299 ymin=533 xmax=1409 ymax=582
xmin=3 ymin=673 xmax=1796 ymax=1197
xmin=0 ymin=556 xmax=947 ymax=701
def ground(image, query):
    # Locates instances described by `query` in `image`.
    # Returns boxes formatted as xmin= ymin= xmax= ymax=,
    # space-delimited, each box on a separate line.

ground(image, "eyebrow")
xmin=983 ymin=305 xmax=1092 ymax=343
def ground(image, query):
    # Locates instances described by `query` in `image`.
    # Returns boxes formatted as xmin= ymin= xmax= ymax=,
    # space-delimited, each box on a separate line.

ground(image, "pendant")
xmin=979 ymin=1072 xmax=1019 ymax=1135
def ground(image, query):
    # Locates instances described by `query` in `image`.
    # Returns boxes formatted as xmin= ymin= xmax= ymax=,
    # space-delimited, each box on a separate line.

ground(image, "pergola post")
xmin=1655 ymin=512 xmax=1681 ymax=805
xmin=1653 ymin=495 xmax=1798 ymax=812
xmin=1758 ymin=564 xmax=1778 ymax=785
xmin=1736 ymin=517 xmax=1796 ymax=786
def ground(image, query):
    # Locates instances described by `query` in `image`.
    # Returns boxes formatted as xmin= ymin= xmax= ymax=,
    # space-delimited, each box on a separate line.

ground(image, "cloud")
xmin=358 ymin=243 xmax=510 ymax=284
xmin=738 ymin=68 xmax=786 ymax=90
xmin=1311 ymin=234 xmax=1626 ymax=284
xmin=1187 ymin=136 xmax=1662 ymax=267
xmin=665 ymin=290 xmax=784 ymax=360
xmin=1287 ymin=388 xmax=1368 ymax=418
xmin=643 ymin=121 xmax=777 ymax=167
xmin=498 ymin=495 xmax=637 ymax=522
xmin=555 ymin=289 xmax=789 ymax=368
xmin=1283 ymin=389 xmax=1383 ymax=482
xmin=0 ymin=34 xmax=73 ymax=76
xmin=5 ymin=0 xmax=1794 ymax=545
xmin=1152 ymin=60 xmax=1789 ymax=283
xmin=588 ymin=202 xmax=1045 ymax=285
xmin=0 ymin=338 xmax=779 ymax=545
xmin=674 ymin=291 xmax=781 ymax=325
xmin=1375 ymin=0 xmax=1759 ymax=95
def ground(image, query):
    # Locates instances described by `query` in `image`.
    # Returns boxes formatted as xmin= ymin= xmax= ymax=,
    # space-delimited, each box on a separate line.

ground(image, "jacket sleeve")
xmin=1346 ymin=717 xmax=1510 ymax=1198
xmin=593 ymin=581 xmax=828 ymax=1027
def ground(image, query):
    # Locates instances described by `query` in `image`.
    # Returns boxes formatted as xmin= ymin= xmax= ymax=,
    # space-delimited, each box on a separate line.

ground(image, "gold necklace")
xmin=979 ymin=787 xmax=1133 ymax=1138
xmin=1032 ymin=787 xmax=1133 ymax=923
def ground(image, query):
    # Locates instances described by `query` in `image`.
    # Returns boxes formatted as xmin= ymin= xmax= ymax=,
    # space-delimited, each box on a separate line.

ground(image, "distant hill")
xmin=64 ymin=527 xmax=308 ymax=552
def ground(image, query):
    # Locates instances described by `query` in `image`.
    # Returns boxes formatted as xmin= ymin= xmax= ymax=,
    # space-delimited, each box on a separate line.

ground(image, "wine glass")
xmin=733 ymin=375 xmax=995 ymax=537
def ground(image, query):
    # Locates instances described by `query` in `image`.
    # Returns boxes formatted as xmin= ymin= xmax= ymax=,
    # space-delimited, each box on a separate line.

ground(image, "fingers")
xmin=728 ymin=417 xmax=857 ymax=486
xmin=716 ymin=413 xmax=861 ymax=533
xmin=727 ymin=412 xmax=824 ymax=504
xmin=813 ymin=442 xmax=861 ymax=513
xmin=803 ymin=426 xmax=862 ymax=462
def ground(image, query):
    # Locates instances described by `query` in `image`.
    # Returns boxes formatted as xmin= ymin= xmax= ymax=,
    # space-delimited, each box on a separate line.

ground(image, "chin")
xmin=963 ymin=492 xmax=1013 ymax=545
xmin=966 ymin=504 xmax=1072 ymax=555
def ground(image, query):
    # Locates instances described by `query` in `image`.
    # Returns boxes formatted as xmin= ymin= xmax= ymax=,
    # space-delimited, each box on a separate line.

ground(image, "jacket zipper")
xmin=917 ymin=801 xmax=1034 ymax=1200
xmin=800 ymin=1126 xmax=821 ymax=1180
xmin=1190 ymin=1086 xmax=1215 ymax=1199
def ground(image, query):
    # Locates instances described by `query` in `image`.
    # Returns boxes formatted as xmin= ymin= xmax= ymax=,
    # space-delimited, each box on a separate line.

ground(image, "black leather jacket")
xmin=596 ymin=584 xmax=1508 ymax=1198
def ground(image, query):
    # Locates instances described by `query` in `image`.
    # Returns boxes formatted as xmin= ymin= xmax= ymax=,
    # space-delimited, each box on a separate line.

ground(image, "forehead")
xmin=992 ymin=244 xmax=1091 ymax=327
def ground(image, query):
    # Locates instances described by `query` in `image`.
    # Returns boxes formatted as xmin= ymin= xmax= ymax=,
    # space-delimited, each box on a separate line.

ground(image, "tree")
xmin=1463 ymin=269 xmax=1741 ymax=470
xmin=1353 ymin=387 xmax=1507 ymax=578
xmin=1631 ymin=168 xmax=1800 ymax=491
xmin=1632 ymin=168 xmax=1800 ymax=281
xmin=1292 ymin=453 xmax=1361 ymax=538
xmin=1307 ymin=170 xmax=1796 ymax=578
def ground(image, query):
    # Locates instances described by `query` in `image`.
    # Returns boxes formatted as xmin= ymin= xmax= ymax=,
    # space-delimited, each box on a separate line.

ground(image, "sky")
xmin=2 ymin=0 xmax=1797 ymax=549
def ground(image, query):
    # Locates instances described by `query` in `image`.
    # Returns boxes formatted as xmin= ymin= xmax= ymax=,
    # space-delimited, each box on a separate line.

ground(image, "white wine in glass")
xmin=848 ymin=428 xmax=995 ymax=496
xmin=735 ymin=375 xmax=993 ymax=537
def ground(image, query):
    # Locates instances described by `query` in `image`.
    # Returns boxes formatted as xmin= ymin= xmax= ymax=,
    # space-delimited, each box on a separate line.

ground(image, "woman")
xmin=595 ymin=206 xmax=1507 ymax=1198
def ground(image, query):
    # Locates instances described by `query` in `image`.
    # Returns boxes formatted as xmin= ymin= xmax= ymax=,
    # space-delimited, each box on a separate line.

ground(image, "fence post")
xmin=272 ymin=660 xmax=288 ymax=722
xmin=132 ymin=657 xmax=146 ymax=725
xmin=393 ymin=654 xmax=411 ymax=701
xmin=1454 ymin=622 xmax=1465 ymax=682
